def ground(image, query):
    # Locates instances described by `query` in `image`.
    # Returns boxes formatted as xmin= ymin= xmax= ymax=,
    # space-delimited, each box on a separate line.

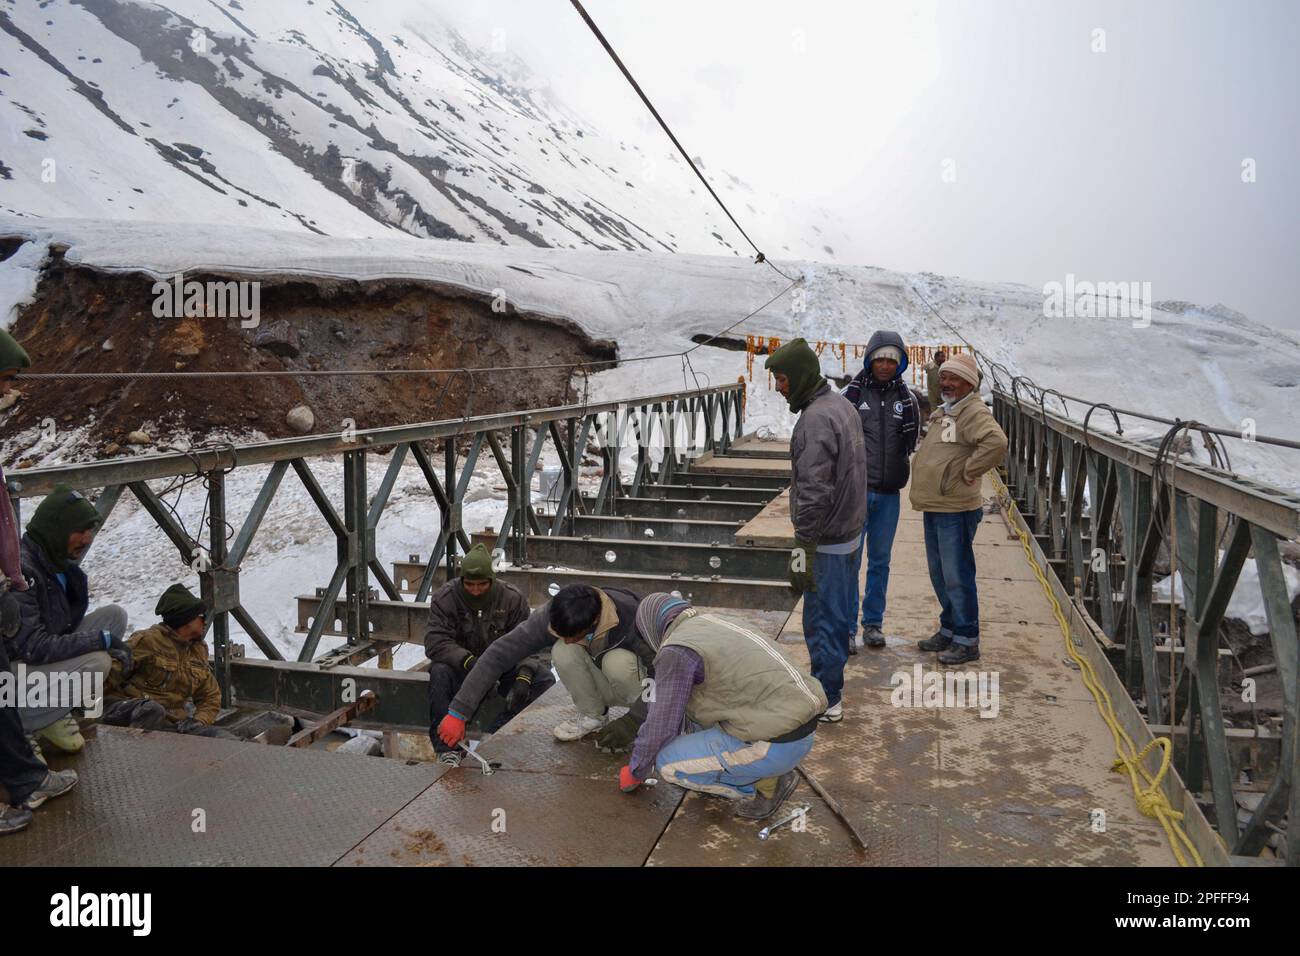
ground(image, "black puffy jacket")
xmin=841 ymin=330 xmax=920 ymax=494
xmin=8 ymin=534 xmax=102 ymax=665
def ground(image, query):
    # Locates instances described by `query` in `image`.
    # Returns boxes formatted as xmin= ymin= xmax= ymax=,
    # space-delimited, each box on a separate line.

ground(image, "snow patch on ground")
xmin=1155 ymin=558 xmax=1300 ymax=636
xmin=0 ymin=239 xmax=48 ymax=331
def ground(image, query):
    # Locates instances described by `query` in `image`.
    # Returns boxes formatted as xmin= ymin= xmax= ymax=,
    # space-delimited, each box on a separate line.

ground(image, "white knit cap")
xmin=870 ymin=345 xmax=904 ymax=364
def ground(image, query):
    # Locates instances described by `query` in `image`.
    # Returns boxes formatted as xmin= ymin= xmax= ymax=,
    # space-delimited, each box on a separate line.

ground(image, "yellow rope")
xmin=989 ymin=472 xmax=1205 ymax=866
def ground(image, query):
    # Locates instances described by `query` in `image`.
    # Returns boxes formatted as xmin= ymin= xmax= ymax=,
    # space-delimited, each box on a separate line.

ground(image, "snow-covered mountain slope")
xmin=3 ymin=215 xmax=1298 ymax=497
xmin=0 ymin=0 xmax=848 ymax=259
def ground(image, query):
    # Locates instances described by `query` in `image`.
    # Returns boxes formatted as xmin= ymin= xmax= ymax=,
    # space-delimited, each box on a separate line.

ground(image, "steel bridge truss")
xmin=994 ymin=388 xmax=1300 ymax=863
xmin=7 ymin=384 xmax=747 ymax=731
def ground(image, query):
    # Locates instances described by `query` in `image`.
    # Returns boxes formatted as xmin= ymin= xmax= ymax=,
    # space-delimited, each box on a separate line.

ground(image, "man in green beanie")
xmin=765 ymin=338 xmax=867 ymax=724
xmin=422 ymin=544 xmax=553 ymax=766
xmin=101 ymin=583 xmax=238 ymax=739
xmin=8 ymin=485 xmax=130 ymax=757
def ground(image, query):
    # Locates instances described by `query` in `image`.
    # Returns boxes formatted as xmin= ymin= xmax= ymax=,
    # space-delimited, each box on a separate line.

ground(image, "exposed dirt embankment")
xmin=2 ymin=250 xmax=615 ymax=463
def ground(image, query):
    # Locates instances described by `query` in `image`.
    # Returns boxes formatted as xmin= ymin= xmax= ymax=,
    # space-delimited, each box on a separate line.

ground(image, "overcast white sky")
xmin=446 ymin=1 xmax=1299 ymax=331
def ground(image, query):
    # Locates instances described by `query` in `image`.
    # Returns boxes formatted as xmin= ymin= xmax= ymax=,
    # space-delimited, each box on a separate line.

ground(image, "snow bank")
xmin=0 ymin=239 xmax=48 ymax=331
xmin=1155 ymin=557 xmax=1300 ymax=636
xmin=3 ymin=215 xmax=1297 ymax=493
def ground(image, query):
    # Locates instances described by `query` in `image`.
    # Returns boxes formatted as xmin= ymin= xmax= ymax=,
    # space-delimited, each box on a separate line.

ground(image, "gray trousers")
xmin=17 ymin=604 xmax=127 ymax=733
xmin=551 ymin=644 xmax=644 ymax=718
xmin=17 ymin=651 xmax=111 ymax=734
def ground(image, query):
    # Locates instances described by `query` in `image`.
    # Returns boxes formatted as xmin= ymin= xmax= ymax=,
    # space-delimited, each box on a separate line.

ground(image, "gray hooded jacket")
xmin=789 ymin=382 xmax=869 ymax=545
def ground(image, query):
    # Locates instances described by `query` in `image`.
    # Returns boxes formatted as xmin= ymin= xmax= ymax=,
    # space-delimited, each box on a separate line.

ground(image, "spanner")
xmin=457 ymin=741 xmax=499 ymax=775
xmin=757 ymin=804 xmax=810 ymax=840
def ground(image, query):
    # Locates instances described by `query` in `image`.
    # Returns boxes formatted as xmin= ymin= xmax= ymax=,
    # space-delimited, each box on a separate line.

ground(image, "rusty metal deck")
xmin=0 ymin=726 xmax=445 ymax=867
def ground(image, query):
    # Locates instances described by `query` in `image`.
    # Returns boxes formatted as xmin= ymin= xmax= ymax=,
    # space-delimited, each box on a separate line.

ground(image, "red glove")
xmin=618 ymin=765 xmax=640 ymax=793
xmin=437 ymin=713 xmax=466 ymax=748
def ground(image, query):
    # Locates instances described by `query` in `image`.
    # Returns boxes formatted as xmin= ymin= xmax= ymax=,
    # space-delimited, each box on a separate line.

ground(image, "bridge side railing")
xmin=5 ymin=383 xmax=745 ymax=724
xmin=992 ymin=386 xmax=1299 ymax=863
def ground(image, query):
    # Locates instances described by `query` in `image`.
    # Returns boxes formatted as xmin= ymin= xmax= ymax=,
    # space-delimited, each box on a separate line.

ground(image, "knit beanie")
xmin=939 ymin=352 xmax=981 ymax=388
xmin=27 ymin=485 xmax=101 ymax=569
xmin=764 ymin=338 xmax=826 ymax=413
xmin=156 ymin=583 xmax=206 ymax=630
xmin=0 ymin=328 xmax=30 ymax=372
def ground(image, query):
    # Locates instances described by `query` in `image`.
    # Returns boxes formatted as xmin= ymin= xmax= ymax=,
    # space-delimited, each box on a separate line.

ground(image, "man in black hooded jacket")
xmin=8 ymin=486 xmax=130 ymax=757
xmin=841 ymin=330 xmax=920 ymax=651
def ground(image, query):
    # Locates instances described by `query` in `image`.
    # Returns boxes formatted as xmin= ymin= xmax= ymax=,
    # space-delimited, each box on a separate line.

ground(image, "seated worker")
xmin=436 ymin=583 xmax=651 ymax=748
xmin=616 ymin=594 xmax=827 ymax=821
xmin=101 ymin=584 xmax=238 ymax=740
xmin=9 ymin=485 xmax=130 ymax=759
xmin=0 ymin=589 xmax=79 ymax=835
xmin=423 ymin=544 xmax=554 ymax=766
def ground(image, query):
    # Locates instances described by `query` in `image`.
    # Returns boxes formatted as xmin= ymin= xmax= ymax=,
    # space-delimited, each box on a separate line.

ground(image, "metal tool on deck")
xmin=798 ymin=766 xmax=869 ymax=851
xmin=457 ymin=741 xmax=500 ymax=775
xmin=757 ymin=804 xmax=809 ymax=840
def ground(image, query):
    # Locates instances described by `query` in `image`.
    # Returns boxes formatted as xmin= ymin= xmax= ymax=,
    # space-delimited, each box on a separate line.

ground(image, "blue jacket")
xmin=841 ymin=330 xmax=920 ymax=494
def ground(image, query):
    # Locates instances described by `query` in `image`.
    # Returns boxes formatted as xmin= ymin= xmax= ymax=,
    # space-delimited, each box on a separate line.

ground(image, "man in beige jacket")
xmin=908 ymin=353 xmax=1008 ymax=664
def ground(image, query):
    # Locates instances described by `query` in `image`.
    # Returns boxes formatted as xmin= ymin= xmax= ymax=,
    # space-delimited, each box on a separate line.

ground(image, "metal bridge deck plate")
xmin=0 ymin=726 xmax=443 ymax=867
xmin=337 ymin=770 xmax=684 ymax=866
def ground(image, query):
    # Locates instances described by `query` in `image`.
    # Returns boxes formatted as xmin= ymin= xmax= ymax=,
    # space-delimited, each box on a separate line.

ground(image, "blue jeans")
xmin=801 ymin=548 xmax=857 ymax=707
xmin=656 ymin=725 xmax=816 ymax=799
xmin=922 ymin=509 xmax=983 ymax=645
xmin=850 ymin=490 xmax=901 ymax=630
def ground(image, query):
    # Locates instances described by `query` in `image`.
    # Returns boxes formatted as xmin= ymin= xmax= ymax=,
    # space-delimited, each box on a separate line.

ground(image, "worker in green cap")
xmin=8 ymin=485 xmax=130 ymax=758
xmin=764 ymin=338 xmax=867 ymax=724
xmin=422 ymin=544 xmax=553 ymax=766
xmin=101 ymin=583 xmax=237 ymax=739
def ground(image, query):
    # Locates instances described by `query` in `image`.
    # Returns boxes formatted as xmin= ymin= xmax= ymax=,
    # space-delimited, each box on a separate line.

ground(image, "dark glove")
xmin=788 ymin=539 xmax=817 ymax=594
xmin=596 ymin=712 xmax=643 ymax=753
xmin=107 ymin=634 xmax=133 ymax=677
xmin=505 ymin=669 xmax=534 ymax=713
xmin=461 ymin=653 xmax=477 ymax=671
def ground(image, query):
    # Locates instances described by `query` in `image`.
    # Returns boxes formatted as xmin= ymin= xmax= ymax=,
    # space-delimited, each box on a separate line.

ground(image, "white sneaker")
xmin=552 ymin=713 xmax=608 ymax=741
xmin=818 ymin=701 xmax=844 ymax=723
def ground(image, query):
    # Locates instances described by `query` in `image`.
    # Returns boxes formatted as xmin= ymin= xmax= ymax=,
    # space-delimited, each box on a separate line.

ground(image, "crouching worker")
xmin=616 ymin=594 xmax=827 ymax=821
xmin=424 ymin=544 xmax=554 ymax=766
xmin=9 ymin=486 xmax=128 ymax=758
xmin=436 ymin=583 xmax=650 ymax=748
xmin=101 ymin=584 xmax=238 ymax=740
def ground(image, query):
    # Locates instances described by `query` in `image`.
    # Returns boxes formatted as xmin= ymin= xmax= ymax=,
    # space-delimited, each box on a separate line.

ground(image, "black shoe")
xmin=846 ymin=633 xmax=858 ymax=656
xmin=862 ymin=626 xmax=887 ymax=648
xmin=733 ymin=770 xmax=800 ymax=820
xmin=0 ymin=804 xmax=34 ymax=836
xmin=437 ymin=750 xmax=463 ymax=768
xmin=938 ymin=643 xmax=980 ymax=665
xmin=918 ymin=631 xmax=954 ymax=652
